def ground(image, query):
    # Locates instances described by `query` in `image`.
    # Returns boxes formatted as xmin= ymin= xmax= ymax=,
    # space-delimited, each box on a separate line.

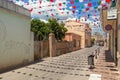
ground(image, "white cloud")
xmin=79 ymin=0 xmax=83 ymax=2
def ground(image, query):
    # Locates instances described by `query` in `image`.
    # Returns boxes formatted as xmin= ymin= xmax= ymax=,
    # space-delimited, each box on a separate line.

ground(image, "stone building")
xmin=64 ymin=19 xmax=91 ymax=48
xmin=0 ymin=0 xmax=34 ymax=72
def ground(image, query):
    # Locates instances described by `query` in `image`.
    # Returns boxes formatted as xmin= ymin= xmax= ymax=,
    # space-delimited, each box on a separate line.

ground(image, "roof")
xmin=0 ymin=0 xmax=30 ymax=17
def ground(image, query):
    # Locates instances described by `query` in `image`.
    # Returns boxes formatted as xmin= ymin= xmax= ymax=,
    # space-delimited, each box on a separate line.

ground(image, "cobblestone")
xmin=0 ymin=46 xmax=101 ymax=80
xmin=91 ymin=47 xmax=120 ymax=80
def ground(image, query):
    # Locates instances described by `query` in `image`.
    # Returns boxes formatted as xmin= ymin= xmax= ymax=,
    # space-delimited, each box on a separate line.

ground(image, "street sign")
xmin=105 ymin=24 xmax=112 ymax=31
xmin=107 ymin=9 xmax=117 ymax=19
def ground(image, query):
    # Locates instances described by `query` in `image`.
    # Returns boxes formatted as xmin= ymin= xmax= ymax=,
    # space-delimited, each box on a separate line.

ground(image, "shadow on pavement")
xmin=105 ymin=50 xmax=114 ymax=62
xmin=0 ymin=59 xmax=45 ymax=74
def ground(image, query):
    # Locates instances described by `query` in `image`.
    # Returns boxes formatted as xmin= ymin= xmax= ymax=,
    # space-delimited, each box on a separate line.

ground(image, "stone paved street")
xmin=0 ymin=46 xmax=99 ymax=80
xmin=1 ymin=46 xmax=119 ymax=80
xmin=91 ymin=47 xmax=120 ymax=80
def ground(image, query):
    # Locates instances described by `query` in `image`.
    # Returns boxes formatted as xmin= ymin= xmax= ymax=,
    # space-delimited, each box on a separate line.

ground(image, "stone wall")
xmin=34 ymin=33 xmax=75 ymax=59
xmin=49 ymin=33 xmax=76 ymax=57
xmin=34 ymin=41 xmax=49 ymax=60
xmin=85 ymin=32 xmax=92 ymax=47
xmin=56 ymin=41 xmax=73 ymax=56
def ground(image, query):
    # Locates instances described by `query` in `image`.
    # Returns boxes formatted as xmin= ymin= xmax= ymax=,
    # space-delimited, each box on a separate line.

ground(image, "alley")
xmin=0 ymin=46 xmax=100 ymax=80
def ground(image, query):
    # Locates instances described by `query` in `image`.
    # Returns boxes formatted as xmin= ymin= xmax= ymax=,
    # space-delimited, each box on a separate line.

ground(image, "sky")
xmin=9 ymin=0 xmax=102 ymax=20
xmin=8 ymin=0 xmax=109 ymax=35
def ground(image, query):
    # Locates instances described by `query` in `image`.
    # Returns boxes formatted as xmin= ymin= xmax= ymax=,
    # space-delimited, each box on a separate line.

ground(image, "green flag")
xmin=46 ymin=15 xmax=49 ymax=17
xmin=111 ymin=0 xmax=116 ymax=7
xmin=67 ymin=12 xmax=69 ymax=14
xmin=75 ymin=0 xmax=79 ymax=2
xmin=63 ymin=2 xmax=66 ymax=5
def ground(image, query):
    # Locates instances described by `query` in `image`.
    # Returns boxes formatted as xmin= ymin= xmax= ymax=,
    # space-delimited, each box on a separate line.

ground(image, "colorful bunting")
xmin=8 ymin=0 xmax=103 ymax=31
xmin=47 ymin=0 xmax=54 ymax=2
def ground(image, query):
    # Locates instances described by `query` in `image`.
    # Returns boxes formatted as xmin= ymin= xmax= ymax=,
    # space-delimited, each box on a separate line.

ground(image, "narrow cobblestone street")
xmin=1 ymin=0 xmax=120 ymax=80
xmin=0 ymin=46 xmax=120 ymax=80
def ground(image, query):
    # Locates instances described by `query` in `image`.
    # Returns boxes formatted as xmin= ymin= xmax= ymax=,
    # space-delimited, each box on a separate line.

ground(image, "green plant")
xmin=31 ymin=18 xmax=67 ymax=41
xmin=47 ymin=18 xmax=67 ymax=40
xmin=91 ymin=38 xmax=95 ymax=43
xmin=31 ymin=19 xmax=51 ymax=40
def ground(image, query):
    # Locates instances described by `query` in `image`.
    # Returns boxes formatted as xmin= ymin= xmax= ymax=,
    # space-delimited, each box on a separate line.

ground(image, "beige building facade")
xmin=64 ymin=20 xmax=91 ymax=48
xmin=101 ymin=0 xmax=120 ymax=70
xmin=116 ymin=0 xmax=120 ymax=71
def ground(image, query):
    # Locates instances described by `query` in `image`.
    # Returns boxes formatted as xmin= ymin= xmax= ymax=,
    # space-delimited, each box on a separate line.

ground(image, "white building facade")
xmin=0 ymin=0 xmax=34 ymax=72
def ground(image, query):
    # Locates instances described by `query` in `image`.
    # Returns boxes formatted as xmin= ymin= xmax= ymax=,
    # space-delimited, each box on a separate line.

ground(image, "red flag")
xmin=29 ymin=8 xmax=33 ymax=12
xmin=39 ymin=1 xmax=42 ymax=4
xmin=70 ymin=1 xmax=74 ymax=4
xmin=38 ymin=12 xmax=41 ymax=14
xmin=106 ymin=0 xmax=111 ymax=3
xmin=48 ymin=5 xmax=51 ymax=7
xmin=59 ymin=3 xmax=62 ymax=6
xmin=51 ymin=13 xmax=54 ymax=16
xmin=59 ymin=8 xmax=62 ymax=10
xmin=39 ymin=6 xmax=42 ymax=8
xmin=50 ymin=0 xmax=54 ymax=2
xmin=72 ymin=6 xmax=76 ymax=9
xmin=86 ymin=8 xmax=89 ymax=11
xmin=94 ymin=14 xmax=96 ymax=16
xmin=72 ymin=10 xmax=75 ymax=14
xmin=88 ymin=3 xmax=92 ymax=7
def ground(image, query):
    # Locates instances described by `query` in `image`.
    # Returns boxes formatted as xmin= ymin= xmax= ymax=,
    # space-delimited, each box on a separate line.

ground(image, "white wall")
xmin=0 ymin=7 xmax=34 ymax=71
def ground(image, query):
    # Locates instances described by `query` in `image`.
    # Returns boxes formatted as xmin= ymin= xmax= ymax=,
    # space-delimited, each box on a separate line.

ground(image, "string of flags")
xmin=9 ymin=0 xmax=101 ymax=17
xmin=7 ymin=0 xmax=114 ymax=31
